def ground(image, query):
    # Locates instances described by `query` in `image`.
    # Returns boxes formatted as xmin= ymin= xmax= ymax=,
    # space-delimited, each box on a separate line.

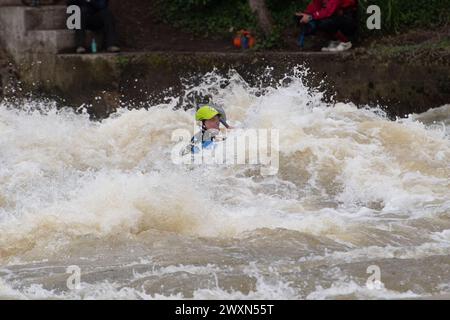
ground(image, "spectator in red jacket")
xmin=295 ymin=0 xmax=358 ymax=52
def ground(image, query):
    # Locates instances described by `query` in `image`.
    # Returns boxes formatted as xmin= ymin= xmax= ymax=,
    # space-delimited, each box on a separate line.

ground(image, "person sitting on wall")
xmin=295 ymin=0 xmax=358 ymax=52
xmin=67 ymin=0 xmax=121 ymax=53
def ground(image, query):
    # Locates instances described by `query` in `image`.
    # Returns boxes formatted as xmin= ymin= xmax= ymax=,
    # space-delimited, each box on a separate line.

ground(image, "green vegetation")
xmin=359 ymin=0 xmax=450 ymax=34
xmin=156 ymin=0 xmax=450 ymax=48
xmin=116 ymin=55 xmax=130 ymax=69
xmin=155 ymin=0 xmax=258 ymax=38
xmin=363 ymin=37 xmax=450 ymax=65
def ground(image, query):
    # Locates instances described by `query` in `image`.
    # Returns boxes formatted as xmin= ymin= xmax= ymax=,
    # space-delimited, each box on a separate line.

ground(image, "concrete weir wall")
xmin=1 ymin=3 xmax=449 ymax=118
xmin=19 ymin=51 xmax=450 ymax=118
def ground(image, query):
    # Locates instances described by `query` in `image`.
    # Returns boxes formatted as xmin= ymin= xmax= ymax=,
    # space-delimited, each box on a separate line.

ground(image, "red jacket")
xmin=305 ymin=0 xmax=357 ymax=20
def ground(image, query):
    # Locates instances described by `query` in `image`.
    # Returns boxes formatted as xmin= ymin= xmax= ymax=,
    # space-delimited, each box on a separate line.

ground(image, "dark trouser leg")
xmin=75 ymin=26 xmax=86 ymax=48
xmin=95 ymin=8 xmax=119 ymax=48
xmin=315 ymin=12 xmax=357 ymax=41
xmin=336 ymin=12 xmax=358 ymax=42
xmin=75 ymin=7 xmax=94 ymax=47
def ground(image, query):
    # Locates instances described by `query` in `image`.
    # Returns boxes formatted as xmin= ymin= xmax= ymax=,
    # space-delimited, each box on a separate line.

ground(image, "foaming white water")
xmin=0 ymin=265 xmax=298 ymax=300
xmin=0 ymin=68 xmax=449 ymax=299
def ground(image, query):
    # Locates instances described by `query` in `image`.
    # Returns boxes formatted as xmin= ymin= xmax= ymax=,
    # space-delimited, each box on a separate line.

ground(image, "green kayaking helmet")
xmin=195 ymin=105 xmax=220 ymax=121
xmin=195 ymin=105 xmax=230 ymax=128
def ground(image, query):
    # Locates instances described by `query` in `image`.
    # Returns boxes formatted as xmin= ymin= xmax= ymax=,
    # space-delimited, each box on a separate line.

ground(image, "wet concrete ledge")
xmin=17 ymin=51 xmax=450 ymax=118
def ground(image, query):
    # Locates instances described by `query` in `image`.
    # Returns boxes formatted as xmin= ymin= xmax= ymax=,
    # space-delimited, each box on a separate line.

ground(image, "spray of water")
xmin=0 ymin=67 xmax=449 ymax=299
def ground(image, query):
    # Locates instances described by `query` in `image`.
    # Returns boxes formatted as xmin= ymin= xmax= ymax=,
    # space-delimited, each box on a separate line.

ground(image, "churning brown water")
xmin=0 ymin=70 xmax=449 ymax=299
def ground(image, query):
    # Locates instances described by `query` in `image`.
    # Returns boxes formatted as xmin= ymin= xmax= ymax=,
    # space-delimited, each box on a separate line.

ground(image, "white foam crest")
xmin=306 ymin=280 xmax=419 ymax=300
xmin=0 ymin=278 xmax=182 ymax=300
xmin=0 ymin=68 xmax=449 ymax=262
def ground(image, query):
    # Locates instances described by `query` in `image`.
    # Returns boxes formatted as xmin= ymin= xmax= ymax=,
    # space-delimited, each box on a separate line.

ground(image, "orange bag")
xmin=233 ymin=30 xmax=256 ymax=49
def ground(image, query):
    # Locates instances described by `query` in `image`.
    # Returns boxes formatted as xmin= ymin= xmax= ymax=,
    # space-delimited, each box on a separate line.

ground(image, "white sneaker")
xmin=76 ymin=46 xmax=86 ymax=54
xmin=107 ymin=46 xmax=121 ymax=53
xmin=328 ymin=41 xmax=352 ymax=52
xmin=321 ymin=41 xmax=340 ymax=52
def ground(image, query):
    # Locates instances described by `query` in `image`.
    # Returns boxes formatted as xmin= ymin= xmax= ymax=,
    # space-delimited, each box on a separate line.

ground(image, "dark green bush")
xmin=155 ymin=0 xmax=258 ymax=38
xmin=359 ymin=0 xmax=450 ymax=34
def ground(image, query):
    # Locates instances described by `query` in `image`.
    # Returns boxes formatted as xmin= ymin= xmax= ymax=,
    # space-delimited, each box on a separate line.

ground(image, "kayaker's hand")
xmin=301 ymin=14 xmax=312 ymax=24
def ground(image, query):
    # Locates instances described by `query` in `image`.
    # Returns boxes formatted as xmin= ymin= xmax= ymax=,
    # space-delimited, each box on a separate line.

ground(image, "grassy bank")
xmin=358 ymin=27 xmax=450 ymax=66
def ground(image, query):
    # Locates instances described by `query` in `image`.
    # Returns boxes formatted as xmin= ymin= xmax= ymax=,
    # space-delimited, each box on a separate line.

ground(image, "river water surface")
xmin=0 ymin=70 xmax=449 ymax=299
